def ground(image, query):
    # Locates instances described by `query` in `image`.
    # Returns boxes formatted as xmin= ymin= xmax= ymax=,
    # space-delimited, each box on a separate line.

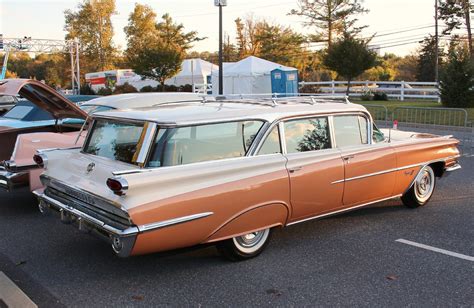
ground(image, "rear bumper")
xmin=33 ymin=190 xmax=138 ymax=258
xmin=0 ymin=167 xmax=29 ymax=192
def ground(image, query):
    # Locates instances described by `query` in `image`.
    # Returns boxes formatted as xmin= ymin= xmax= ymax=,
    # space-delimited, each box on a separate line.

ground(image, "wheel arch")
xmin=429 ymin=161 xmax=446 ymax=178
xmin=204 ymin=202 xmax=290 ymax=244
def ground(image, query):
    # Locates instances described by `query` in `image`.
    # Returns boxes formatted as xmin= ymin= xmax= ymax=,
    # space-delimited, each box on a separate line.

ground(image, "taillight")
xmin=106 ymin=177 xmax=128 ymax=196
xmin=33 ymin=154 xmax=44 ymax=167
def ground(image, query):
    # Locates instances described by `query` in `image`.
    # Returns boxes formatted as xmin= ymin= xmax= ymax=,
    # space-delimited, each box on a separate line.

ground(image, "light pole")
xmin=214 ymin=0 xmax=227 ymax=96
xmin=435 ymin=0 xmax=439 ymax=85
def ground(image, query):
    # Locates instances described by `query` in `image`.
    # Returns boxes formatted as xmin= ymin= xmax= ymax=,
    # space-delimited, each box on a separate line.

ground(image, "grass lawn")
xmin=355 ymin=99 xmax=474 ymax=124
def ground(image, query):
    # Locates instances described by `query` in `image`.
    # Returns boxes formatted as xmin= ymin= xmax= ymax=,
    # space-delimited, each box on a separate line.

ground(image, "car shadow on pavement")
xmin=0 ymin=191 xmax=39 ymax=215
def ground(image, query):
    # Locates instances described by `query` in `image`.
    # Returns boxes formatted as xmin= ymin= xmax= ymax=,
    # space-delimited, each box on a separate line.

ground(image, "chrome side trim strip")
xmin=331 ymin=168 xmax=399 ymax=184
xmin=286 ymin=195 xmax=402 ymax=226
xmin=331 ymin=155 xmax=461 ymax=184
xmin=137 ymin=212 xmax=214 ymax=232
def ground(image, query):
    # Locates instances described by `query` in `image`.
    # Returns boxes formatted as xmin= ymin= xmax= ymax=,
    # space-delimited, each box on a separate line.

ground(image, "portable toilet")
xmin=271 ymin=68 xmax=299 ymax=97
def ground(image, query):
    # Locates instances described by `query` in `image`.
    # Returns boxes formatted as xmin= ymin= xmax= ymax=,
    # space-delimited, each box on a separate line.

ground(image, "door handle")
xmin=343 ymin=155 xmax=355 ymax=161
xmin=288 ymin=166 xmax=302 ymax=173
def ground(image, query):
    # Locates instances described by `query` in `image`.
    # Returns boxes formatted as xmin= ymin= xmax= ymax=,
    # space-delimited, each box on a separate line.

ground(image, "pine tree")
xmin=440 ymin=41 xmax=474 ymax=107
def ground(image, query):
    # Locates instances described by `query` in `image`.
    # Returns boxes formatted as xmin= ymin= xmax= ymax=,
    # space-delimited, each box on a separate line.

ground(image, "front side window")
xmin=83 ymin=119 xmax=146 ymax=165
xmin=147 ymin=120 xmax=264 ymax=167
xmin=333 ymin=115 xmax=369 ymax=148
xmin=284 ymin=117 xmax=331 ymax=154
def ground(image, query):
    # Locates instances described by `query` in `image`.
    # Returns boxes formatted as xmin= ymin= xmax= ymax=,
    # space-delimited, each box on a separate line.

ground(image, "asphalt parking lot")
xmin=0 ymin=156 xmax=472 ymax=307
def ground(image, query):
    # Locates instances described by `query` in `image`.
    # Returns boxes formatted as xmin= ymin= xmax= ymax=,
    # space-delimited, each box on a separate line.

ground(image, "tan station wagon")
xmin=33 ymin=97 xmax=461 ymax=260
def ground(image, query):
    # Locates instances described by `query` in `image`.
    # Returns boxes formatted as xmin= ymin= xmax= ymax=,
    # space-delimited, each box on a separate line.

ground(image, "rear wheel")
xmin=401 ymin=165 xmax=436 ymax=208
xmin=217 ymin=228 xmax=271 ymax=261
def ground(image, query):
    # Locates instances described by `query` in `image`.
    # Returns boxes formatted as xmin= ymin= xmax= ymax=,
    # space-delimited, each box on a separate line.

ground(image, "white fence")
xmin=192 ymin=83 xmax=212 ymax=94
xmin=299 ymin=81 xmax=439 ymax=101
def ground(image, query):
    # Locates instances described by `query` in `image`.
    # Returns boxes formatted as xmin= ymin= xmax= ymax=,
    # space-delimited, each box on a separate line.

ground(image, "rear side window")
xmin=258 ymin=126 xmax=281 ymax=155
xmin=333 ymin=115 xmax=369 ymax=147
xmin=284 ymin=117 xmax=331 ymax=154
xmin=147 ymin=120 xmax=264 ymax=167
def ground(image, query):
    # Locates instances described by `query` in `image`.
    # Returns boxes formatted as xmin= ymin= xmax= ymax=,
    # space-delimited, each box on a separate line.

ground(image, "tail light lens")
xmin=106 ymin=177 xmax=128 ymax=196
xmin=33 ymin=154 xmax=44 ymax=167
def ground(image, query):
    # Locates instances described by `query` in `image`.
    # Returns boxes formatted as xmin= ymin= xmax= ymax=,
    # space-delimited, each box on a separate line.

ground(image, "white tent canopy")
xmin=211 ymin=56 xmax=296 ymax=95
xmin=165 ymin=58 xmax=218 ymax=87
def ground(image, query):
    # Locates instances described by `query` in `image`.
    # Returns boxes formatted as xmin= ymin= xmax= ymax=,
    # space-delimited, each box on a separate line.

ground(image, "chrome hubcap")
xmin=414 ymin=167 xmax=435 ymax=203
xmin=233 ymin=229 xmax=270 ymax=254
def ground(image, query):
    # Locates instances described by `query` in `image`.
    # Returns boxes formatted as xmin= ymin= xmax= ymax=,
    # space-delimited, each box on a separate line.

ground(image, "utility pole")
xmin=214 ymin=0 xmax=227 ymax=96
xmin=435 ymin=0 xmax=439 ymax=84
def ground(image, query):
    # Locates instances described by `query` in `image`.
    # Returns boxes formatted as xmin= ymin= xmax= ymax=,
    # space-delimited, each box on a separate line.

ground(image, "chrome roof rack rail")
xmin=206 ymin=93 xmax=351 ymax=107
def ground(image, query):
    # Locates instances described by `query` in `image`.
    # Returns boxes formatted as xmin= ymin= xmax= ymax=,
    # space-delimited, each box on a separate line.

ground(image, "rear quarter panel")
xmin=125 ymin=155 xmax=290 ymax=255
xmin=392 ymin=137 xmax=460 ymax=195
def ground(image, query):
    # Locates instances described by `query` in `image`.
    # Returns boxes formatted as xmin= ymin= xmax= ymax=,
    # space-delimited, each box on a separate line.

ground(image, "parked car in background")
xmin=0 ymin=95 xmax=18 ymax=115
xmin=0 ymin=79 xmax=98 ymax=162
xmin=33 ymin=97 xmax=461 ymax=261
xmin=0 ymin=79 xmax=204 ymax=192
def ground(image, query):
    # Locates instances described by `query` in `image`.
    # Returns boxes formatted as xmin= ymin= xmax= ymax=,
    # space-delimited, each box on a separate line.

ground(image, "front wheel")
xmin=217 ymin=228 xmax=272 ymax=261
xmin=401 ymin=165 xmax=436 ymax=208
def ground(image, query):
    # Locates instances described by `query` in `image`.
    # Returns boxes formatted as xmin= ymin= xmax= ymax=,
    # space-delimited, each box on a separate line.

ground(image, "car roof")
xmin=93 ymin=98 xmax=370 ymax=126
xmin=81 ymin=92 xmax=204 ymax=110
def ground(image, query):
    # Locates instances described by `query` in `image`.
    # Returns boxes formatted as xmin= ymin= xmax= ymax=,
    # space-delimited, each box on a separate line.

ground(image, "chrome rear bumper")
xmin=33 ymin=190 xmax=138 ymax=257
xmin=0 ymin=167 xmax=29 ymax=192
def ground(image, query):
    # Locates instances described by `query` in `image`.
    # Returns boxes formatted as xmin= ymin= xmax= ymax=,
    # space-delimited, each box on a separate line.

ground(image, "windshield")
xmin=83 ymin=119 xmax=146 ymax=165
xmin=3 ymin=105 xmax=34 ymax=120
xmin=147 ymin=120 xmax=264 ymax=168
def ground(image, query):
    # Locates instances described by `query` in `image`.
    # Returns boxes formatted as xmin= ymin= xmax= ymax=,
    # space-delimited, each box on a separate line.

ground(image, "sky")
xmin=0 ymin=0 xmax=442 ymax=56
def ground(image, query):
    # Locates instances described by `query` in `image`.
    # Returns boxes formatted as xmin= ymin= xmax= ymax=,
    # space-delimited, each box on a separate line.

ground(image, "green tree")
xmin=132 ymin=45 xmax=184 ymax=91
xmin=322 ymin=35 xmax=377 ymax=94
xmin=440 ymin=41 xmax=474 ymax=107
xmin=156 ymin=13 xmax=204 ymax=53
xmin=124 ymin=4 xmax=202 ymax=85
xmin=124 ymin=3 xmax=158 ymax=63
xmin=233 ymin=16 xmax=307 ymax=67
xmin=439 ymin=0 xmax=473 ymax=56
xmin=255 ymin=21 xmax=307 ymax=67
xmin=64 ymin=0 xmax=117 ymax=71
xmin=416 ymin=35 xmax=443 ymax=81
xmin=289 ymin=0 xmax=368 ymax=47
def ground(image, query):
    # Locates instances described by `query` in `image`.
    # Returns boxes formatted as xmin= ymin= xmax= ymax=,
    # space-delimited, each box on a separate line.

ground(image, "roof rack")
xmin=149 ymin=96 xmax=216 ymax=108
xmin=214 ymin=94 xmax=350 ymax=107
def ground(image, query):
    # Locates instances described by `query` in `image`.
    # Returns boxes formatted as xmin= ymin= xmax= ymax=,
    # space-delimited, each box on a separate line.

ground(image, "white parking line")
xmin=0 ymin=272 xmax=37 ymax=308
xmin=396 ymin=239 xmax=474 ymax=262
